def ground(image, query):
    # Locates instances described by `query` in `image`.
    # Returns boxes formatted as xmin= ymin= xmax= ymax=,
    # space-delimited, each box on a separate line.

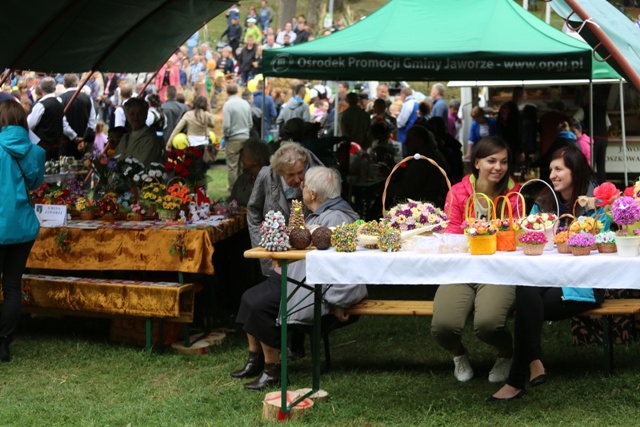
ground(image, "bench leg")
xmin=146 ymin=318 xmax=152 ymax=353
xmin=602 ymin=316 xmax=614 ymax=377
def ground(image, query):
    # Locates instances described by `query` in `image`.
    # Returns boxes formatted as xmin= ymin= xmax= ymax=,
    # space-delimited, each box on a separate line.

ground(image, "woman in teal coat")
xmin=0 ymin=100 xmax=45 ymax=362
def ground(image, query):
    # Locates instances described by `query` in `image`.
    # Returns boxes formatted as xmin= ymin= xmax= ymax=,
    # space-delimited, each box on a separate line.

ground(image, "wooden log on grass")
xmin=294 ymin=388 xmax=329 ymax=402
xmin=261 ymin=391 xmax=314 ymax=421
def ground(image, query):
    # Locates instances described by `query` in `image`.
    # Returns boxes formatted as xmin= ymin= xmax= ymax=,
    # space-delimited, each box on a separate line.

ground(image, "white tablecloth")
xmin=306 ymin=247 xmax=640 ymax=289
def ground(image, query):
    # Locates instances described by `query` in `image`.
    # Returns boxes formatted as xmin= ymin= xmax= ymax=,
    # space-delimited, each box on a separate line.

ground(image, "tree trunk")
xmin=278 ymin=0 xmax=297 ymax=31
xmin=334 ymin=0 xmax=344 ymax=13
xmin=307 ymin=0 xmax=322 ymax=31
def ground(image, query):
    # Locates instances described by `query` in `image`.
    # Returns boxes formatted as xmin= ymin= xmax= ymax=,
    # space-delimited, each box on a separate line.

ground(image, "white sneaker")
xmin=453 ymin=354 xmax=474 ymax=382
xmin=488 ymin=357 xmax=512 ymax=383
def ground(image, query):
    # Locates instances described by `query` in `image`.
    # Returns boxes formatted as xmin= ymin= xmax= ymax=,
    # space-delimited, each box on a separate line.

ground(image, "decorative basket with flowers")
xmin=518 ymin=229 xmax=547 ymax=256
xmin=569 ymin=215 xmax=603 ymax=235
xmin=463 ymin=218 xmax=498 ymax=255
xmin=384 ymin=199 xmax=449 ymax=234
xmin=595 ymin=231 xmax=617 ymax=253
xmin=567 ymin=232 xmax=596 ymax=256
xmin=553 ymin=229 xmax=571 ymax=254
xmin=75 ymin=197 xmax=95 ymax=220
xmin=127 ymin=203 xmax=147 ymax=221
xmin=519 ymin=212 xmax=558 ymax=231
xmin=97 ymin=193 xmax=120 ymax=221
xmin=156 ymin=182 xmax=193 ymax=221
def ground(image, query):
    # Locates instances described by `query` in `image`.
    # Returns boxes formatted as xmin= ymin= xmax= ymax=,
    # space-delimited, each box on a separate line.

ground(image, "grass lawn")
xmin=207 ymin=155 xmax=230 ymax=201
xmin=3 ymin=310 xmax=640 ymax=426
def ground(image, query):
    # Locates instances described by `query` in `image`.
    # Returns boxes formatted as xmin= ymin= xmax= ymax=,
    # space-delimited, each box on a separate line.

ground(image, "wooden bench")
xmin=0 ymin=274 xmax=196 ymax=351
xmin=345 ymin=299 xmax=640 ymax=375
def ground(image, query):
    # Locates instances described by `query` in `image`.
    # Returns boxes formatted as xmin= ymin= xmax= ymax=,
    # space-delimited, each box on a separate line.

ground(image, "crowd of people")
xmin=0 ymin=1 xmax=617 ymax=402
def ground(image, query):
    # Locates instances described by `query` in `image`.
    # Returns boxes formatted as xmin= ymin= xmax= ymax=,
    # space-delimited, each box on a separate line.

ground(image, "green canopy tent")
xmin=0 ymin=0 xmax=233 ymax=73
xmin=262 ymin=0 xmax=594 ymax=81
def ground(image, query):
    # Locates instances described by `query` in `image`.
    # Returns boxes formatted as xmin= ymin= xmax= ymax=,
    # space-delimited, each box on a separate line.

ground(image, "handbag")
xmin=493 ymin=192 xmax=524 ymax=252
xmin=202 ymin=142 xmax=218 ymax=164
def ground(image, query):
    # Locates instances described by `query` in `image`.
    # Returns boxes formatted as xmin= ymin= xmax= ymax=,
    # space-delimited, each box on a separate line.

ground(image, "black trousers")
xmin=593 ymin=137 xmax=608 ymax=183
xmin=0 ymin=241 xmax=35 ymax=338
xmin=506 ymin=286 xmax=599 ymax=389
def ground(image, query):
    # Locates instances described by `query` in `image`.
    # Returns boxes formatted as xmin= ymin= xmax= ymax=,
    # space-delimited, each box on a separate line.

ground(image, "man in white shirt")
xmin=27 ymin=77 xmax=80 ymax=160
xmin=275 ymin=23 xmax=297 ymax=45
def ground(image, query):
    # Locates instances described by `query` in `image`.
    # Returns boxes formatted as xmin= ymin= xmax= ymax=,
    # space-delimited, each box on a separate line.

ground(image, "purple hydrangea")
xmin=611 ymin=196 xmax=640 ymax=226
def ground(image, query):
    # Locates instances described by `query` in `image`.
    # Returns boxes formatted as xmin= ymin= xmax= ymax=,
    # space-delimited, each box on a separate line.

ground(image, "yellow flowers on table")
xmin=140 ymin=183 xmax=167 ymax=203
xmin=74 ymin=197 xmax=94 ymax=212
xmin=569 ymin=216 xmax=603 ymax=234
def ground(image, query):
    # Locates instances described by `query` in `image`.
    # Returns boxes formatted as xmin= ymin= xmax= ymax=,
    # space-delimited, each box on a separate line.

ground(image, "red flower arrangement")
xmin=165 ymin=147 xmax=205 ymax=184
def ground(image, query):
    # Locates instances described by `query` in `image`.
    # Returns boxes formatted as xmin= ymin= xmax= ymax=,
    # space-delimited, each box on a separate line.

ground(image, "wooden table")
xmin=21 ymin=215 xmax=247 ymax=349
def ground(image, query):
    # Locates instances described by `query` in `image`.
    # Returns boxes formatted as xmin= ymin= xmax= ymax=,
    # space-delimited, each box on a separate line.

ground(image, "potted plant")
xmin=611 ymin=196 xmax=640 ymax=257
xmin=127 ymin=203 xmax=146 ymax=221
xmin=518 ymin=229 xmax=547 ymax=256
xmin=98 ymin=194 xmax=120 ymax=222
xmin=567 ymin=232 xmax=596 ymax=256
xmin=553 ymin=229 xmax=571 ymax=254
xmin=75 ymin=197 xmax=95 ymax=220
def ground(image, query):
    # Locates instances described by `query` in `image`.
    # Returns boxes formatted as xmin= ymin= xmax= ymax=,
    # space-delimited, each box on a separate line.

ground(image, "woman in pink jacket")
xmin=155 ymin=57 xmax=181 ymax=103
xmin=431 ymin=136 xmax=522 ymax=384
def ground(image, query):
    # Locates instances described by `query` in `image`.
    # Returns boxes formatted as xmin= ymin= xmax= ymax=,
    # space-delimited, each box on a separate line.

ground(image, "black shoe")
xmin=486 ymin=389 xmax=525 ymax=403
xmin=244 ymin=363 xmax=281 ymax=391
xmin=530 ymin=373 xmax=547 ymax=387
xmin=0 ymin=337 xmax=10 ymax=363
xmin=230 ymin=351 xmax=264 ymax=379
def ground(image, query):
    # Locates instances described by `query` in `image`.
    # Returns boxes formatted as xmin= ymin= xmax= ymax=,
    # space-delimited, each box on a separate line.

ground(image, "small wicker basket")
xmin=556 ymin=241 xmax=571 ymax=254
xmin=597 ymin=243 xmax=617 ymax=253
xmin=521 ymin=242 xmax=545 ymax=256
xmin=570 ymin=245 xmax=592 ymax=256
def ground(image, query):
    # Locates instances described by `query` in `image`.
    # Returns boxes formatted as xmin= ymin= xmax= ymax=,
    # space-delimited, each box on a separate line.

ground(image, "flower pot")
xmin=79 ymin=211 xmax=94 ymax=220
xmin=615 ymin=236 xmax=640 ymax=257
xmin=102 ymin=214 xmax=116 ymax=223
xmin=597 ymin=243 xmax=617 ymax=254
xmin=521 ymin=243 xmax=544 ymax=256
xmin=556 ymin=241 xmax=571 ymax=254
xmin=468 ymin=234 xmax=496 ymax=255
xmin=157 ymin=209 xmax=178 ymax=221
xmin=128 ymin=213 xmax=144 ymax=221
xmin=570 ymin=246 xmax=592 ymax=256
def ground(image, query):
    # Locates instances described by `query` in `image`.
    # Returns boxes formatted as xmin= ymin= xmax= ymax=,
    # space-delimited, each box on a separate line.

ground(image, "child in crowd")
xmin=93 ymin=121 xmax=108 ymax=155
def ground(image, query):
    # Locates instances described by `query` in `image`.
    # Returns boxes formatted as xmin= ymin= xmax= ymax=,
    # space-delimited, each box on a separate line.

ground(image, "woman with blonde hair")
xmin=166 ymin=95 xmax=216 ymax=150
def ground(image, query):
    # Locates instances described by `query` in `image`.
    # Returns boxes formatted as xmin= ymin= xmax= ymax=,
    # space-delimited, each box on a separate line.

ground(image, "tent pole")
xmin=63 ymin=70 xmax=93 ymax=115
xmin=334 ymin=84 xmax=339 ymax=137
xmin=588 ymin=82 xmax=594 ymax=172
xmin=564 ymin=0 xmax=640 ymax=92
xmin=261 ymin=75 xmax=265 ymax=141
xmin=619 ymin=80 xmax=628 ymax=185
xmin=545 ymin=3 xmax=551 ymax=24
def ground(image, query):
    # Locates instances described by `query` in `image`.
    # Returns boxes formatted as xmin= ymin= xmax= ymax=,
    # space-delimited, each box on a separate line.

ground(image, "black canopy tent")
xmin=0 ymin=0 xmax=234 ymax=74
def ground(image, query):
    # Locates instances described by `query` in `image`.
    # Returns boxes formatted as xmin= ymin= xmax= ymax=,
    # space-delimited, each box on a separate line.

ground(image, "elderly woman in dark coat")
xmin=247 ymin=141 xmax=323 ymax=276
xmin=233 ymin=166 xmax=367 ymax=391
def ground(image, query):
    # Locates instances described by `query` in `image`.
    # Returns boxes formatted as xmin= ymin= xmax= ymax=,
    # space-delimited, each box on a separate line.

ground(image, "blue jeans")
xmin=0 ymin=240 xmax=35 ymax=338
